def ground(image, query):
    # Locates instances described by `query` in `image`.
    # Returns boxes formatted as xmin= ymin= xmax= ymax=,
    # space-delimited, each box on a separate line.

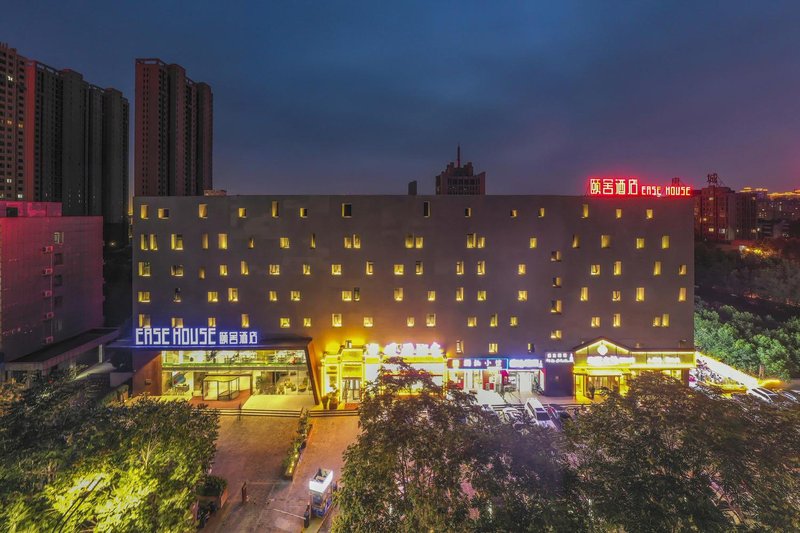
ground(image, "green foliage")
xmin=566 ymin=373 xmax=800 ymax=532
xmin=0 ymin=371 xmax=219 ymax=532
xmin=695 ymin=299 xmax=800 ymax=378
xmin=198 ymin=475 xmax=227 ymax=497
xmin=282 ymin=409 xmax=311 ymax=474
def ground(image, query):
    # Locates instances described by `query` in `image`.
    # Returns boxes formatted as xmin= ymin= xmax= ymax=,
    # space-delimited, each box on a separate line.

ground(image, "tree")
xmin=566 ymin=373 xmax=800 ymax=532
xmin=0 ymin=372 xmax=219 ymax=532
xmin=333 ymin=359 xmax=583 ymax=532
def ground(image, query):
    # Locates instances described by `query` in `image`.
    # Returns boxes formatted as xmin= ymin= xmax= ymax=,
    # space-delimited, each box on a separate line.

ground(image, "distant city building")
xmin=0 ymin=43 xmax=130 ymax=243
xmin=742 ymin=187 xmax=800 ymax=223
xmin=694 ymin=174 xmax=757 ymax=241
xmin=134 ymin=59 xmax=213 ymax=197
xmin=435 ymin=146 xmax=486 ymax=195
xmin=0 ymin=202 xmax=115 ymax=383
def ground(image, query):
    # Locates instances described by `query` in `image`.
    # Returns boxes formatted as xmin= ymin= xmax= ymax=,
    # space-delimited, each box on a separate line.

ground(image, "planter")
xmin=197 ymin=486 xmax=228 ymax=510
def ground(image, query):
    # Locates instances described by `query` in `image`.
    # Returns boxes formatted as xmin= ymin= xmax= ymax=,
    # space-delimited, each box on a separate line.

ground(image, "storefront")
xmin=572 ymin=339 xmax=695 ymax=402
xmin=446 ymin=355 xmax=546 ymax=403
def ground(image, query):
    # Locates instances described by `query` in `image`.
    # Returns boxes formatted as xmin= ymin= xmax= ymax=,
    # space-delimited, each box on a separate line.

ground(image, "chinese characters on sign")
xmin=447 ymin=358 xmax=506 ymax=369
xmin=545 ymin=352 xmax=575 ymax=364
xmin=507 ymin=358 xmax=544 ymax=370
xmin=135 ymin=327 xmax=259 ymax=347
xmin=588 ymin=177 xmax=692 ymax=198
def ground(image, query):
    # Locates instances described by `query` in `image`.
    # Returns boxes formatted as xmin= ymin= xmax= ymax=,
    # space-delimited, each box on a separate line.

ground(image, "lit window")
xmin=550 ymin=330 xmax=562 ymax=340
xmin=679 ymin=264 xmax=687 ymax=275
xmin=218 ymin=233 xmax=228 ymax=249
xmin=551 ymin=300 xmax=562 ymax=314
xmin=137 ymin=291 xmax=151 ymax=303
xmin=465 ymin=207 xmax=472 ymax=217
xmin=661 ymin=235 xmax=670 ymax=249
xmin=248 ymin=237 xmax=255 ymax=249
xmin=590 ymin=264 xmax=601 ymax=276
xmin=394 ymin=288 xmax=404 ymax=302
xmin=343 ymin=234 xmax=361 ymax=249
xmin=341 ymin=203 xmax=352 ymax=218
xmin=300 ymin=207 xmax=308 ymax=218
xmin=342 ymin=290 xmax=353 ymax=302
xmin=426 ymin=314 xmax=436 ymax=327
xmin=363 ymin=316 xmax=373 ymax=328
xmin=139 ymin=314 xmax=151 ymax=328
xmin=208 ymin=317 xmax=217 ymax=327
xmin=173 ymin=288 xmax=182 ymax=302
xmin=365 ymin=261 xmax=374 ymax=275
xmin=269 ymin=291 xmax=278 ymax=302
xmin=518 ymin=264 xmax=526 ymax=275
xmin=467 ymin=316 xmax=477 ymax=327
xmin=572 ymin=235 xmax=580 ymax=248
xmin=303 ymin=317 xmax=312 ymax=327
xmin=529 ymin=237 xmax=538 ymax=249
xmin=423 ymin=202 xmax=431 ymax=218
xmin=613 ymin=261 xmax=622 ymax=276
xmin=552 ymin=277 xmax=562 ymax=288
xmin=510 ymin=209 xmax=518 ymax=218
xmin=198 ymin=267 xmax=206 ymax=280
xmin=456 ymin=287 xmax=464 ymax=301
xmin=394 ymin=264 xmax=405 ymax=276
xmin=241 ymin=314 xmax=250 ymax=328
xmin=291 ymin=290 xmax=301 ymax=301
xmin=332 ymin=314 xmax=342 ymax=327
xmin=615 ymin=208 xmax=622 ymax=219
xmin=653 ymin=261 xmax=662 ymax=276
xmin=331 ymin=264 xmax=342 ymax=276
xmin=138 ymin=262 xmax=151 ymax=277
xmin=171 ymin=265 xmax=184 ymax=277
xmin=303 ymin=263 xmax=311 ymax=275
xmin=415 ymin=261 xmax=423 ymax=275
xmin=405 ymin=234 xmax=414 ymax=249
xmin=280 ymin=237 xmax=290 ymax=249
xmin=518 ymin=290 xmax=528 ymax=302
xmin=679 ymin=287 xmax=687 ymax=302
xmin=241 ymin=261 xmax=249 ymax=275
xmin=538 ymin=207 xmax=545 ymax=218
xmin=489 ymin=343 xmax=498 ymax=354
xmin=353 ymin=235 xmax=362 ymax=248
xmin=477 ymin=261 xmax=486 ymax=275
xmin=551 ymin=251 xmax=562 ymax=262
xmin=427 ymin=290 xmax=436 ymax=302
xmin=228 ymin=288 xmax=239 ymax=302
xmin=467 ymin=233 xmax=477 ymax=249
xmin=601 ymin=235 xmax=611 ymax=248
xmin=636 ymin=287 xmax=645 ymax=302
xmin=636 ymin=237 xmax=645 ymax=249
xmin=477 ymin=290 xmax=487 ymax=302
xmin=344 ymin=236 xmax=353 ymax=249
xmin=148 ymin=234 xmax=159 ymax=250
xmin=456 ymin=340 xmax=464 ymax=353
xmin=140 ymin=204 xmax=149 ymax=219
xmin=280 ymin=317 xmax=291 ymax=328
xmin=271 ymin=201 xmax=280 ymax=218
xmin=591 ymin=316 xmax=600 ymax=328
xmin=158 ymin=208 xmax=169 ymax=219
xmin=171 ymin=317 xmax=183 ymax=328
xmin=489 ymin=313 xmax=498 ymax=327
xmin=310 ymin=233 xmax=316 ymax=249
xmin=510 ymin=316 xmax=519 ymax=327
xmin=169 ymin=234 xmax=183 ymax=250
xmin=354 ymin=288 xmax=361 ymax=301
xmin=652 ymin=316 xmax=662 ymax=327
xmin=613 ymin=313 xmax=621 ymax=327
xmin=580 ymin=287 xmax=589 ymax=301
xmin=269 ymin=264 xmax=280 ymax=275
xmin=612 ymin=290 xmax=621 ymax=302
xmin=646 ymin=209 xmax=654 ymax=220
xmin=201 ymin=233 xmax=209 ymax=250
xmin=199 ymin=204 xmax=208 ymax=218
xmin=527 ymin=343 xmax=535 ymax=353
xmin=582 ymin=204 xmax=589 ymax=218
xmin=219 ymin=264 xmax=228 ymax=277
xmin=456 ymin=261 xmax=465 ymax=275
xmin=415 ymin=236 xmax=424 ymax=248
xmin=407 ymin=317 xmax=415 ymax=327
xmin=238 ymin=207 xmax=247 ymax=218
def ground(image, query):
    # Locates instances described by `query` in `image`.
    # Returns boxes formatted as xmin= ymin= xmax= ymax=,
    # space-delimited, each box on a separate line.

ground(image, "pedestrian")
xmin=241 ymin=481 xmax=248 ymax=504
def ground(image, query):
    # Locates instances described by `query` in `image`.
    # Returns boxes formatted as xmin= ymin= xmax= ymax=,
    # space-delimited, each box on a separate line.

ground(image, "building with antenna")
xmin=435 ymin=146 xmax=486 ymax=195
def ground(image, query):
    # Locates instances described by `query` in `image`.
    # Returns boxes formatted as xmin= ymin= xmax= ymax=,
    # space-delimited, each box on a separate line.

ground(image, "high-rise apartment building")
xmin=694 ymin=175 xmax=757 ymax=241
xmin=134 ymin=59 xmax=213 ymax=197
xmin=435 ymin=146 xmax=486 ymax=195
xmin=0 ymin=44 xmax=27 ymax=201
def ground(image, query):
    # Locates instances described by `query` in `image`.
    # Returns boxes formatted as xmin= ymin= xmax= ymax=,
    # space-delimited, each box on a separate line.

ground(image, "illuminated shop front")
xmin=572 ymin=338 xmax=695 ymax=402
xmin=446 ymin=356 xmax=547 ymax=401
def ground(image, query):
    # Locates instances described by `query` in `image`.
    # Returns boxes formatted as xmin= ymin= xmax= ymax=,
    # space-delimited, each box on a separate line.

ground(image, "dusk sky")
xmin=3 ymin=1 xmax=800 ymax=194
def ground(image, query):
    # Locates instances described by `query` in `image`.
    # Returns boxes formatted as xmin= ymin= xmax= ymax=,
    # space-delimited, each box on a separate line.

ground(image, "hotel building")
xmin=130 ymin=193 xmax=694 ymax=403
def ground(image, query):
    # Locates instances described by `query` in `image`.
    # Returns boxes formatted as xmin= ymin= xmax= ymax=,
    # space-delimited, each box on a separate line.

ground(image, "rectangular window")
xmin=303 ymin=317 xmax=312 ymax=327
xmin=280 ymin=237 xmax=290 ymax=249
xmin=426 ymin=314 xmax=436 ymax=327
xmin=615 ymin=208 xmax=622 ymax=219
xmin=200 ymin=233 xmax=209 ymax=250
xmin=580 ymin=287 xmax=589 ymax=301
xmin=394 ymin=264 xmax=405 ymax=276
xmin=551 ymin=251 xmax=561 ymax=262
xmin=582 ymin=204 xmax=589 ymax=218
xmin=171 ymin=317 xmax=183 ymax=328
xmin=269 ymin=264 xmax=280 ymax=275
xmin=208 ymin=317 xmax=217 ymax=327
xmin=331 ymin=264 xmax=342 ymax=276
xmin=137 ymin=291 xmax=151 ymax=303
xmin=219 ymin=264 xmax=228 ymax=277
xmin=489 ymin=343 xmax=498 ymax=354
xmin=661 ymin=235 xmax=670 ymax=249
xmin=518 ymin=264 xmax=526 ymax=275
xmin=303 ymin=263 xmax=311 ymax=276
xmin=363 ymin=316 xmax=374 ymax=328
xmin=345 ymin=236 xmax=353 ymax=249
xmin=551 ymin=300 xmax=562 ymax=314
xmin=171 ymin=265 xmax=184 ymax=277
xmin=538 ymin=207 xmax=545 ymax=218
xmin=590 ymin=264 xmax=601 ymax=276
xmin=140 ymin=204 xmax=149 ymax=219
xmin=613 ymin=261 xmax=622 ymax=276
xmin=138 ymin=262 xmax=151 ymax=277
xmin=269 ymin=290 xmax=278 ymax=302
xmin=300 ymin=207 xmax=308 ymax=218
xmin=467 ymin=233 xmax=477 ymax=249
xmin=510 ymin=316 xmax=519 ymax=327
xmin=456 ymin=287 xmax=464 ymax=302
xmin=271 ymin=201 xmax=280 ymax=218
xmin=423 ymin=201 xmax=431 ymax=218
xmin=248 ymin=236 xmax=255 ymax=249
xmin=241 ymin=314 xmax=250 ymax=328
xmin=238 ymin=207 xmax=247 ymax=218
xmin=636 ymin=287 xmax=645 ymax=302
xmin=646 ymin=209 xmax=654 ymax=220
xmin=477 ymin=260 xmax=485 ymax=275
xmin=407 ymin=316 xmax=415 ymax=327
xmin=679 ymin=287 xmax=687 ymax=302
xmin=456 ymin=261 xmax=465 ymax=275
xmin=456 ymin=340 xmax=464 ymax=353
xmin=173 ymin=288 xmax=182 ymax=303
xmin=365 ymin=261 xmax=374 ymax=276
xmin=612 ymin=290 xmax=621 ymax=302
xmin=415 ymin=236 xmax=424 ymax=249
xmin=679 ymin=264 xmax=687 ymax=275
xmin=138 ymin=314 xmax=151 ymax=328
xmin=342 ymin=290 xmax=353 ymax=302
xmin=218 ymin=233 xmax=228 ymax=250
xmin=158 ymin=208 xmax=169 ymax=219
xmin=464 ymin=207 xmax=472 ymax=217
xmin=518 ymin=290 xmax=528 ymax=302
xmin=489 ymin=313 xmax=498 ymax=327
xmin=198 ymin=267 xmax=206 ymax=280
xmin=550 ymin=330 xmax=562 ymax=340
xmin=394 ymin=288 xmax=404 ymax=302
xmin=342 ymin=203 xmax=352 ymax=217
xmin=601 ymin=235 xmax=611 ymax=248
xmin=228 ymin=288 xmax=239 ymax=302
xmin=529 ymin=237 xmax=538 ymax=249
xmin=280 ymin=317 xmax=291 ymax=328
xmin=139 ymin=234 xmax=148 ymax=250
xmin=477 ymin=290 xmax=487 ymax=301
xmin=591 ymin=316 xmax=600 ymax=328
xmin=552 ymin=277 xmax=562 ymax=288
xmin=415 ymin=261 xmax=423 ymax=275
xmin=207 ymin=291 xmax=219 ymax=303
xmin=310 ymin=233 xmax=316 ymax=249
xmin=427 ymin=290 xmax=436 ymax=302
xmin=613 ymin=313 xmax=621 ymax=327
xmin=636 ymin=237 xmax=645 ymax=249
xmin=467 ymin=316 xmax=477 ymax=327
xmin=572 ymin=234 xmax=580 ymax=248
xmin=332 ymin=314 xmax=342 ymax=327
xmin=405 ymin=234 xmax=414 ymax=249
xmin=198 ymin=204 xmax=208 ymax=218
xmin=291 ymin=290 xmax=301 ymax=301
xmin=241 ymin=261 xmax=249 ymax=275
xmin=653 ymin=261 xmax=662 ymax=276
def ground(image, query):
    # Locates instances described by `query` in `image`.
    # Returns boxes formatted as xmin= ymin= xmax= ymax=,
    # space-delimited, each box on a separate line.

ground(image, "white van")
xmin=523 ymin=398 xmax=557 ymax=430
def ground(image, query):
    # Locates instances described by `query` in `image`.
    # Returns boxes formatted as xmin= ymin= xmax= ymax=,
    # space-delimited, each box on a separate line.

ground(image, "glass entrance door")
xmin=342 ymin=378 xmax=362 ymax=402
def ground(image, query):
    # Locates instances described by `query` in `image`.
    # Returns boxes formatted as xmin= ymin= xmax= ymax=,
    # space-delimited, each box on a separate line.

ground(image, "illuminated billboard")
xmin=588 ymin=177 xmax=692 ymax=198
xmin=134 ymin=327 xmax=259 ymax=347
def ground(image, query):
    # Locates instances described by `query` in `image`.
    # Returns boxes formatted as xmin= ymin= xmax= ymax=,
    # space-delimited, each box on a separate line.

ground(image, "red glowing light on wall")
xmin=588 ymin=177 xmax=692 ymax=198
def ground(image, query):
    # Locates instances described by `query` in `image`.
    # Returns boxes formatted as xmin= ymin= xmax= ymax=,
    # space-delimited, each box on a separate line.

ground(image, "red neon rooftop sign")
xmin=588 ymin=177 xmax=692 ymax=198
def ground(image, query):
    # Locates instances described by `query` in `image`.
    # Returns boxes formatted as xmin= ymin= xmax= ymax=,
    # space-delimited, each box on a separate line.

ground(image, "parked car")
xmin=523 ymin=398 xmax=557 ymax=430
xmin=746 ymin=387 xmax=780 ymax=403
xmin=546 ymin=405 xmax=572 ymax=430
xmin=499 ymin=407 xmax=523 ymax=425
